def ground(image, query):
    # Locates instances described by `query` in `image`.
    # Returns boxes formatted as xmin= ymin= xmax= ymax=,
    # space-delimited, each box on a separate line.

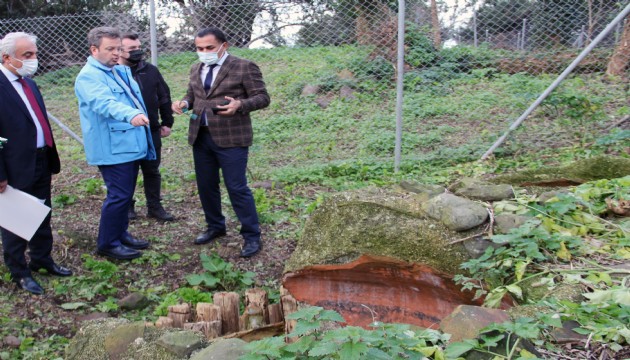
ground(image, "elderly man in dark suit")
xmin=172 ymin=27 xmax=270 ymax=258
xmin=0 ymin=32 xmax=72 ymax=295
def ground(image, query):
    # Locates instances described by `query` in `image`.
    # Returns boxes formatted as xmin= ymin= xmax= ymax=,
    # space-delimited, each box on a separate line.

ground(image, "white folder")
xmin=0 ymin=185 xmax=51 ymax=241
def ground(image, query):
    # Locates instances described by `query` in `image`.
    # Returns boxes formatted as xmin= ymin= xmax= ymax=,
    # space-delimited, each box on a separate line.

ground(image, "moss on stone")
xmin=491 ymin=155 xmax=630 ymax=185
xmin=66 ymin=318 xmax=206 ymax=360
xmin=65 ymin=318 xmax=129 ymax=360
xmin=519 ymin=276 xmax=584 ymax=303
xmin=286 ymin=188 xmax=473 ymax=274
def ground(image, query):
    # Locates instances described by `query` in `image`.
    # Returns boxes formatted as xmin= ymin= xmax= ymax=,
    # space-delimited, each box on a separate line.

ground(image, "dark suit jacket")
xmin=0 ymin=70 xmax=60 ymax=189
xmin=182 ymin=55 xmax=270 ymax=147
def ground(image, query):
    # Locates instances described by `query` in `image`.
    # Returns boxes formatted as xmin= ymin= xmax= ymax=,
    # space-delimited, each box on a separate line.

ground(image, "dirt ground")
xmin=0 ymin=165 xmax=299 ymax=344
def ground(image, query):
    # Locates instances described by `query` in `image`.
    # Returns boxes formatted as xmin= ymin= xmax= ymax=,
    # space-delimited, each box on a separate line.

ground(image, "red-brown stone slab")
xmin=282 ymin=254 xmax=512 ymax=329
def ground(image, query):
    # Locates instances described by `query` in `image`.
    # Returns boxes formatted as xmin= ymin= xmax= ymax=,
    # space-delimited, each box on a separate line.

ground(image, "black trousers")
xmin=192 ymin=130 xmax=260 ymax=243
xmin=138 ymin=129 xmax=162 ymax=210
xmin=1 ymin=150 xmax=55 ymax=279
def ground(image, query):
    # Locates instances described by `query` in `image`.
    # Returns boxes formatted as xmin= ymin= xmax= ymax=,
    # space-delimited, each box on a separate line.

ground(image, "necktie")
xmin=201 ymin=64 xmax=218 ymax=126
xmin=203 ymin=64 xmax=218 ymax=93
xmin=18 ymin=78 xmax=53 ymax=147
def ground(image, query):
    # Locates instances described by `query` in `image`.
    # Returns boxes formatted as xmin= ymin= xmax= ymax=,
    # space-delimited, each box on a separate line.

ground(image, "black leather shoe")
xmin=240 ymin=241 xmax=261 ymax=258
xmin=97 ymin=245 xmax=142 ymax=260
xmin=29 ymin=263 xmax=73 ymax=277
xmin=121 ymin=233 xmax=150 ymax=250
xmin=147 ymin=207 xmax=175 ymax=221
xmin=14 ymin=276 xmax=44 ymax=295
xmin=194 ymin=229 xmax=227 ymax=245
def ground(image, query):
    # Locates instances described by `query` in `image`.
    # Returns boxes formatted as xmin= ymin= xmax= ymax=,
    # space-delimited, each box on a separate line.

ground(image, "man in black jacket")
xmin=119 ymin=32 xmax=175 ymax=221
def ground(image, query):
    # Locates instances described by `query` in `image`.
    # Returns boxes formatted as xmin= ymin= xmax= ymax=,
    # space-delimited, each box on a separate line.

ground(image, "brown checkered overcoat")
xmin=182 ymin=54 xmax=270 ymax=147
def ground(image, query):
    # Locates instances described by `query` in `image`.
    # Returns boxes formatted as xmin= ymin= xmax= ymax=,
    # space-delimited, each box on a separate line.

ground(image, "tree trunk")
xmin=607 ymin=17 xmax=630 ymax=77
xmin=430 ymin=0 xmax=441 ymax=49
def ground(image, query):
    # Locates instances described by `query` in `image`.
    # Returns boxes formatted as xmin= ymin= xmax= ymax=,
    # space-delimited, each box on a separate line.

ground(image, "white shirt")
xmin=1 ymin=64 xmax=46 ymax=148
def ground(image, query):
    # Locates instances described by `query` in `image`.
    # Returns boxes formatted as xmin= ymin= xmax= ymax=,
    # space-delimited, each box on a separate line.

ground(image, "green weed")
xmin=185 ymin=252 xmax=255 ymax=291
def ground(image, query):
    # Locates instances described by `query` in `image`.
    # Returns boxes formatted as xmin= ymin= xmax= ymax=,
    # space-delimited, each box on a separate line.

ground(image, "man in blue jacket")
xmin=75 ymin=27 xmax=156 ymax=261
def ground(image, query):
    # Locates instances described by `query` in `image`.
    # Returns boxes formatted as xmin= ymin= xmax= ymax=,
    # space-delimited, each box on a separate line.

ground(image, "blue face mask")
xmin=197 ymin=43 xmax=224 ymax=65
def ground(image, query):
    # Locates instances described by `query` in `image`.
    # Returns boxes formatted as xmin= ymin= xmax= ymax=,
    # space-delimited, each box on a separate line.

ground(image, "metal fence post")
xmin=149 ymin=0 xmax=158 ymax=66
xmin=394 ymin=0 xmax=405 ymax=173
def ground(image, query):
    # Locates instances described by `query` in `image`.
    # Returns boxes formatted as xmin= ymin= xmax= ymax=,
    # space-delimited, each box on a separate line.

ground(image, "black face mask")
xmin=127 ymin=49 xmax=144 ymax=63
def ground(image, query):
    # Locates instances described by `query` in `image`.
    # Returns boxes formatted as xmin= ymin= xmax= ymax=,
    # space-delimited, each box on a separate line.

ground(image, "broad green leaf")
xmin=444 ymin=341 xmax=476 ymax=358
xmin=308 ymin=340 xmax=338 ymax=357
xmin=555 ymin=241 xmax=572 ymax=261
xmin=288 ymin=320 xmax=320 ymax=337
xmin=60 ymin=302 xmax=88 ymax=310
xmin=506 ymin=284 xmax=523 ymax=299
xmin=484 ymin=288 xmax=507 ymax=308
xmin=418 ymin=346 xmax=436 ymax=356
xmin=514 ymin=260 xmax=529 ymax=282
xmin=519 ymin=349 xmax=539 ymax=358
xmin=338 ymin=341 xmax=368 ymax=360
xmin=186 ymin=274 xmax=204 ymax=286
xmin=283 ymin=335 xmax=315 ymax=354
xmin=611 ymin=289 xmax=630 ymax=306
xmin=285 ymin=306 xmax=324 ymax=321
xmin=539 ymin=313 xmax=562 ymax=328
xmin=318 ymin=309 xmax=346 ymax=323
xmin=365 ymin=347 xmax=392 ymax=360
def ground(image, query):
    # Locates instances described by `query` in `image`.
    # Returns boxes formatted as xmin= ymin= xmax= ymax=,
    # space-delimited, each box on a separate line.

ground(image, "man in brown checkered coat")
xmin=172 ymin=27 xmax=270 ymax=258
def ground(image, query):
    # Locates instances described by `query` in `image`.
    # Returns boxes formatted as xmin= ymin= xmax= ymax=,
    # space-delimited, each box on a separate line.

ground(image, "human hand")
xmin=216 ymin=96 xmax=242 ymax=116
xmin=0 ymin=180 xmax=7 ymax=193
xmin=160 ymin=126 xmax=171 ymax=138
xmin=172 ymin=101 xmax=187 ymax=115
xmin=130 ymin=114 xmax=149 ymax=127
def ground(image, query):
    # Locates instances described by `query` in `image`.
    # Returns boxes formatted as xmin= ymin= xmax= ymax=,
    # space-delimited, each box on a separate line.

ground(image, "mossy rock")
xmin=66 ymin=318 xmax=205 ymax=360
xmin=285 ymin=187 xmax=474 ymax=274
xmin=519 ymin=276 xmax=584 ymax=304
xmin=491 ymin=155 xmax=630 ymax=185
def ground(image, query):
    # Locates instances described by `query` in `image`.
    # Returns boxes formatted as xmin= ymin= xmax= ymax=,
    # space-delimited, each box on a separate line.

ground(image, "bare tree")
xmin=607 ymin=17 xmax=629 ymax=77
xmin=430 ymin=0 xmax=441 ymax=48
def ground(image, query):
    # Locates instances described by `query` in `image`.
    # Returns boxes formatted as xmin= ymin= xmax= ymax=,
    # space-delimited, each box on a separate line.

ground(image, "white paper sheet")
xmin=0 ymin=185 xmax=51 ymax=241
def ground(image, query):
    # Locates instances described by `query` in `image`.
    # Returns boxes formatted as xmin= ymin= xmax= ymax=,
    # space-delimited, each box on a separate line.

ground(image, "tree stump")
xmin=167 ymin=303 xmax=191 ymax=328
xmin=184 ymin=321 xmax=208 ymax=335
xmin=196 ymin=302 xmax=222 ymax=323
xmin=213 ymin=292 xmax=240 ymax=335
xmin=268 ymin=303 xmax=284 ymax=324
xmin=280 ymin=286 xmax=298 ymax=342
xmin=245 ymin=288 xmax=270 ymax=324
xmin=207 ymin=320 xmax=222 ymax=339
xmin=241 ymin=305 xmax=264 ymax=330
xmin=155 ymin=316 xmax=174 ymax=329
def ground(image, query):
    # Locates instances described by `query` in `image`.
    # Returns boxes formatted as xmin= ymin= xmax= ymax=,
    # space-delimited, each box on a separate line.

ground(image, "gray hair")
xmin=0 ymin=32 xmax=37 ymax=57
xmin=87 ymin=26 xmax=120 ymax=48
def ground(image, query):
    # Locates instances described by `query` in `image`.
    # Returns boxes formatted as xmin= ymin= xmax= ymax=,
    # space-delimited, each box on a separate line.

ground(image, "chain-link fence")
xmin=1 ymin=0 xmax=628 ymax=164
xmin=1 ymin=1 xmax=625 ymax=75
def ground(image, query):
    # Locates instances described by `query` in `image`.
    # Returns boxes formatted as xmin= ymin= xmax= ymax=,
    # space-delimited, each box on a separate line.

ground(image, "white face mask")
xmin=10 ymin=57 xmax=39 ymax=77
xmin=197 ymin=44 xmax=224 ymax=65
